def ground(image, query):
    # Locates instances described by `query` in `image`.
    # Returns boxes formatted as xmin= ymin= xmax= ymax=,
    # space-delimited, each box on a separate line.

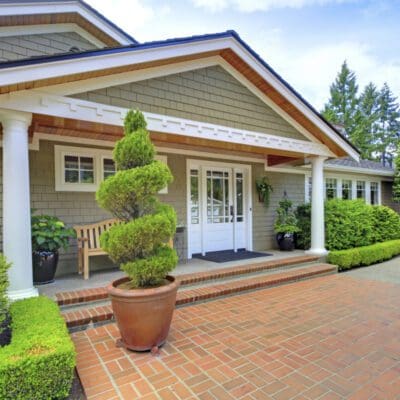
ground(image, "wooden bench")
xmin=73 ymin=218 xmax=174 ymax=280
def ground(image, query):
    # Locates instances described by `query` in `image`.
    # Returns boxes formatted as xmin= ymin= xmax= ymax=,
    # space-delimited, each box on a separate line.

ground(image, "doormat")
xmin=192 ymin=249 xmax=272 ymax=263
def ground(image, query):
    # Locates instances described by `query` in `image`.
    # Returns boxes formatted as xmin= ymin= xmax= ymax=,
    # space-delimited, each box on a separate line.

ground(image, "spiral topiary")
xmin=96 ymin=110 xmax=178 ymax=288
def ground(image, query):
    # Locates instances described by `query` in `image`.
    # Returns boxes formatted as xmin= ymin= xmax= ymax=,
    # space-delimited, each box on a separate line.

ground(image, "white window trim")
xmin=305 ymin=172 xmax=382 ymax=205
xmin=55 ymin=145 xmax=168 ymax=193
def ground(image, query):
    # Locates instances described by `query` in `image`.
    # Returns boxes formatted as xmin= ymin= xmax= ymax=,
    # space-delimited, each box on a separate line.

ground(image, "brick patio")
xmin=71 ymin=274 xmax=400 ymax=399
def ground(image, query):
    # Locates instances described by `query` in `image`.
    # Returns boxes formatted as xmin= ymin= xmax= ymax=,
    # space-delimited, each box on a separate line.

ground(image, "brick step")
xmin=63 ymin=263 xmax=336 ymax=329
xmin=56 ymin=254 xmax=319 ymax=307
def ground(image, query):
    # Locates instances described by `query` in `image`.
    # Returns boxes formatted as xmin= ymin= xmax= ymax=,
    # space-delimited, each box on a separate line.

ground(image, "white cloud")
xmin=192 ymin=0 xmax=355 ymax=13
xmin=85 ymin=0 xmax=155 ymax=33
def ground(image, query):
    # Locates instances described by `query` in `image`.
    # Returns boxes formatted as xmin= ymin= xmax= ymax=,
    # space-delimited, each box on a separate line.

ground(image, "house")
xmin=0 ymin=0 xmax=396 ymax=300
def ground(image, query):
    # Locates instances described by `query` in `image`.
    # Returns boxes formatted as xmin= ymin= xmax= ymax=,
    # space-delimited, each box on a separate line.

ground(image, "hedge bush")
xmin=295 ymin=199 xmax=400 ymax=251
xmin=327 ymin=239 xmax=400 ymax=270
xmin=0 ymin=296 xmax=75 ymax=399
xmin=0 ymin=254 xmax=11 ymax=339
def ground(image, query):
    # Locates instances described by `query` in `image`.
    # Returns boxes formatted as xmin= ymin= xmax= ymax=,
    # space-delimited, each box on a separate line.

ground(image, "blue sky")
xmin=87 ymin=0 xmax=400 ymax=110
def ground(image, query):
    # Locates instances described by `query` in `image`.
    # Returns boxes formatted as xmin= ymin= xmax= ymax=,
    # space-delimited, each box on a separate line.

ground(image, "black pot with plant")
xmin=274 ymin=196 xmax=300 ymax=251
xmin=31 ymin=215 xmax=76 ymax=284
xmin=0 ymin=254 xmax=11 ymax=347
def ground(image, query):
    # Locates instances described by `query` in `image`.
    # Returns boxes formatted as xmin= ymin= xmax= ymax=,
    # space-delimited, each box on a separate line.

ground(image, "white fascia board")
xmin=0 ymin=37 xmax=230 ymax=87
xmin=267 ymin=163 xmax=394 ymax=178
xmin=226 ymin=41 xmax=360 ymax=162
xmin=0 ymin=91 xmax=332 ymax=157
xmin=0 ymin=1 xmax=133 ymax=45
xmin=0 ymin=23 xmax=106 ymax=47
xmin=0 ymin=34 xmax=357 ymax=158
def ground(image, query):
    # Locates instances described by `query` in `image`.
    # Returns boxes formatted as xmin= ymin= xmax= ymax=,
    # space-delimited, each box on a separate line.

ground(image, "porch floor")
xmin=38 ymin=250 xmax=306 ymax=298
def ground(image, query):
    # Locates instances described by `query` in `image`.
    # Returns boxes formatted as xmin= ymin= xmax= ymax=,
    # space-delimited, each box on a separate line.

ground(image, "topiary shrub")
xmin=371 ymin=205 xmax=400 ymax=243
xmin=0 ymin=255 xmax=11 ymax=346
xmin=325 ymin=199 xmax=374 ymax=250
xmin=96 ymin=110 xmax=178 ymax=287
xmin=0 ymin=296 xmax=75 ymax=399
xmin=295 ymin=203 xmax=311 ymax=250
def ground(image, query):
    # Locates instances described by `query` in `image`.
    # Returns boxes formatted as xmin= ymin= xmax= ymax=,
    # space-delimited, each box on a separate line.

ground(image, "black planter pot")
xmin=0 ymin=312 xmax=12 ymax=347
xmin=33 ymin=251 xmax=59 ymax=285
xmin=276 ymin=233 xmax=295 ymax=251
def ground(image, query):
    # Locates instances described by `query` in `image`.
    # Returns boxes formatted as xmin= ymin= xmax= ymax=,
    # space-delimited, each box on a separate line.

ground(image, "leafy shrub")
xmin=325 ymin=199 xmax=374 ymax=250
xmin=97 ymin=110 xmax=178 ymax=287
xmin=371 ymin=205 xmax=400 ymax=243
xmin=295 ymin=203 xmax=311 ymax=250
xmin=0 ymin=296 xmax=75 ymax=399
xmin=31 ymin=215 xmax=76 ymax=252
xmin=0 ymin=255 xmax=11 ymax=339
xmin=327 ymin=239 xmax=400 ymax=270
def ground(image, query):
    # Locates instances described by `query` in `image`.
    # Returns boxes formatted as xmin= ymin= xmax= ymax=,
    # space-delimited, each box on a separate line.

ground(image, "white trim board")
xmin=0 ymin=93 xmax=333 ymax=157
xmin=0 ymin=23 xmax=106 ymax=48
xmin=0 ymin=34 xmax=358 ymax=160
xmin=39 ymin=55 xmax=318 ymax=145
xmin=0 ymin=1 xmax=134 ymax=45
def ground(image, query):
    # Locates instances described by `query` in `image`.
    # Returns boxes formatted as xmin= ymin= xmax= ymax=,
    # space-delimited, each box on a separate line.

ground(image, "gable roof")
xmin=0 ymin=28 xmax=360 ymax=160
xmin=0 ymin=0 xmax=137 ymax=46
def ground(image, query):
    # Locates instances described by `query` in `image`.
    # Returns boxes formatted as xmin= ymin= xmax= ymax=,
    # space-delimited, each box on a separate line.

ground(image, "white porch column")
xmin=306 ymin=156 xmax=328 ymax=256
xmin=0 ymin=110 xmax=38 ymax=300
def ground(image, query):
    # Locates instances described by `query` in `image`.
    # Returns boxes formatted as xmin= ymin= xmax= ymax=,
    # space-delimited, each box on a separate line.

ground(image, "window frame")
xmin=55 ymin=145 xmax=168 ymax=193
xmin=305 ymin=173 xmax=381 ymax=205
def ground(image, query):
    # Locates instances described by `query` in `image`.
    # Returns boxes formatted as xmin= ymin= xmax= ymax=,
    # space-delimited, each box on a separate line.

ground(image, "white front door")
xmin=188 ymin=160 xmax=251 ymax=257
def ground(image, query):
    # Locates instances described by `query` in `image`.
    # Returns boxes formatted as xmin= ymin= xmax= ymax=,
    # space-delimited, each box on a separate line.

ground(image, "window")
xmin=356 ymin=181 xmax=366 ymax=200
xmin=325 ymin=178 xmax=337 ymax=199
xmin=55 ymin=145 xmax=168 ymax=192
xmin=64 ymin=155 xmax=94 ymax=184
xmin=342 ymin=179 xmax=352 ymax=200
xmin=370 ymin=182 xmax=379 ymax=205
xmin=103 ymin=158 xmax=116 ymax=180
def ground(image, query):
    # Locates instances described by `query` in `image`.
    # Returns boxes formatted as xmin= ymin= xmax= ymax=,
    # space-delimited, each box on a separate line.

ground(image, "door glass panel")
xmin=190 ymin=169 xmax=199 ymax=224
xmin=236 ymin=172 xmax=243 ymax=222
xmin=207 ymin=170 xmax=230 ymax=223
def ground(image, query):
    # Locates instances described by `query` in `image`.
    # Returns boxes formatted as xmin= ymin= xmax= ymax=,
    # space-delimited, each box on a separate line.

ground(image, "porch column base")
xmin=305 ymin=248 xmax=328 ymax=257
xmin=8 ymin=287 xmax=39 ymax=301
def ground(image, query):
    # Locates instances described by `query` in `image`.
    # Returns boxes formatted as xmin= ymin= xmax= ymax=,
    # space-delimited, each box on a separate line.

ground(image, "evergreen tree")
xmin=322 ymin=61 xmax=359 ymax=139
xmin=352 ymin=82 xmax=379 ymax=159
xmin=375 ymin=83 xmax=400 ymax=164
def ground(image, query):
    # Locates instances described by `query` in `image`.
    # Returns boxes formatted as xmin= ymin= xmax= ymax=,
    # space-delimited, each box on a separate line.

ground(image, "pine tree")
xmin=352 ymin=82 xmax=379 ymax=159
xmin=375 ymin=83 xmax=400 ymax=164
xmin=322 ymin=61 xmax=359 ymax=139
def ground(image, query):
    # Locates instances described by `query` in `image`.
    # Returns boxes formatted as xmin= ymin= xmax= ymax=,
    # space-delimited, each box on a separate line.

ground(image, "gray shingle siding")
xmin=0 ymin=32 xmax=97 ymax=62
xmin=72 ymin=66 xmax=308 ymax=141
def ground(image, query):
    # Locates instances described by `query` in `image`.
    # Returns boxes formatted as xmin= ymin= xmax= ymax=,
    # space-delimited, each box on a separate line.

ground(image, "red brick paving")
xmin=63 ymin=263 xmax=335 ymax=328
xmin=71 ymin=274 xmax=400 ymax=399
xmin=56 ymin=255 xmax=319 ymax=306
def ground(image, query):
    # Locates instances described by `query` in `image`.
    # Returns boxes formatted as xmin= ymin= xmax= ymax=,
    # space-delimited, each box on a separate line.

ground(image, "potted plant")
xmin=0 ymin=254 xmax=11 ymax=347
xmin=96 ymin=109 xmax=178 ymax=352
xmin=31 ymin=215 xmax=76 ymax=284
xmin=274 ymin=197 xmax=300 ymax=251
xmin=256 ymin=176 xmax=273 ymax=207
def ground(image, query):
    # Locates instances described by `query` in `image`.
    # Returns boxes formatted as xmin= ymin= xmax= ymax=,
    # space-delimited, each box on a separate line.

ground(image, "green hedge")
xmin=327 ymin=239 xmax=400 ymax=270
xmin=296 ymin=200 xmax=400 ymax=251
xmin=0 ymin=296 xmax=75 ymax=400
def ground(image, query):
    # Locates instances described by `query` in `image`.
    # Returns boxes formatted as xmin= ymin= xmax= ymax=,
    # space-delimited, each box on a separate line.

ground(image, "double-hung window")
xmin=325 ymin=178 xmax=337 ymax=200
xmin=356 ymin=181 xmax=366 ymax=200
xmin=55 ymin=145 xmax=167 ymax=193
xmin=341 ymin=179 xmax=352 ymax=200
xmin=370 ymin=182 xmax=379 ymax=205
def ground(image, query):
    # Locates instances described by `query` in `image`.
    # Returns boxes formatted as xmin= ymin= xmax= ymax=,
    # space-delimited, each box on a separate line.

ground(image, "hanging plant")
xmin=256 ymin=176 xmax=273 ymax=207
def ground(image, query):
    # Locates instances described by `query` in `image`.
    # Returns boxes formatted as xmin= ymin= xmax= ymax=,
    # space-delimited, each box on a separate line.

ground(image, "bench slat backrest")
xmin=74 ymin=218 xmax=120 ymax=250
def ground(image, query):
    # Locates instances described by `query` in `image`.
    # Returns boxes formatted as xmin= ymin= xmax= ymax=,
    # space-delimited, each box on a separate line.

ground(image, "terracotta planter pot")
xmin=108 ymin=275 xmax=179 ymax=351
